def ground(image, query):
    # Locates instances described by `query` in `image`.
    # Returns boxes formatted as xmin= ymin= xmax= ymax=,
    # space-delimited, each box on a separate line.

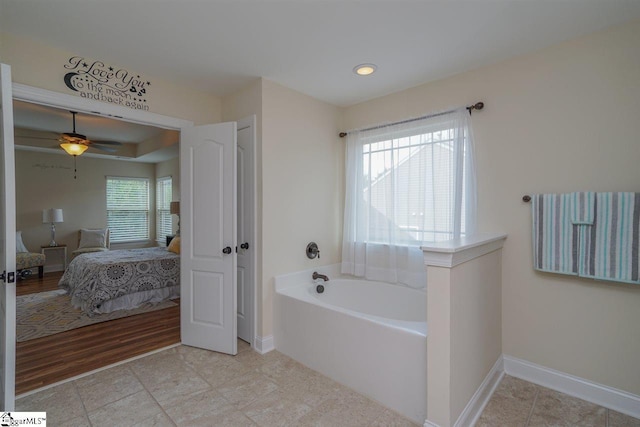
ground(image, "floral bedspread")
xmin=59 ymin=247 xmax=179 ymax=316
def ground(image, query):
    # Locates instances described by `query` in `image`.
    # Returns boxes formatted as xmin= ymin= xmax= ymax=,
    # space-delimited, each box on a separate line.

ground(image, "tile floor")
xmin=16 ymin=340 xmax=418 ymax=426
xmin=16 ymin=342 xmax=640 ymax=427
xmin=477 ymin=375 xmax=640 ymax=427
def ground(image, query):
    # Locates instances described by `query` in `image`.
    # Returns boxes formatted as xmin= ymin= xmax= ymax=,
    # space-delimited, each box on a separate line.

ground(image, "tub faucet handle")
xmin=306 ymin=242 xmax=320 ymax=259
xmin=312 ymin=272 xmax=329 ymax=282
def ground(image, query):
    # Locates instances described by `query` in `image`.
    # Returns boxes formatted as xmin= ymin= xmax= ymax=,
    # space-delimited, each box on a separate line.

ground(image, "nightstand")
xmin=41 ymin=245 xmax=67 ymax=273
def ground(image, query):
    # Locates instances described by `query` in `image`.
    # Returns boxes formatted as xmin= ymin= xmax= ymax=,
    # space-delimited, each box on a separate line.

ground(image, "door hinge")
xmin=1 ymin=270 xmax=15 ymax=283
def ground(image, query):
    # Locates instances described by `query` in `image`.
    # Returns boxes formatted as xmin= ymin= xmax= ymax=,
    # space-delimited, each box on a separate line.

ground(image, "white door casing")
xmin=0 ymin=63 xmax=17 ymax=411
xmin=236 ymin=116 xmax=256 ymax=344
xmin=180 ymin=122 xmax=238 ymax=355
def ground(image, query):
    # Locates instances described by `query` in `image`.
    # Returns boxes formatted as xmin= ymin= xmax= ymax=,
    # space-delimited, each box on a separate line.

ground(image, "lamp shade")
xmin=170 ymin=201 xmax=180 ymax=215
xmin=42 ymin=208 xmax=64 ymax=223
xmin=60 ymin=142 xmax=89 ymax=156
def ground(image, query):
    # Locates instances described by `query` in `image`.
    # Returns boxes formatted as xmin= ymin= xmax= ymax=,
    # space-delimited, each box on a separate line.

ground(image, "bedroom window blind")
xmin=156 ymin=176 xmax=172 ymax=245
xmin=106 ymin=177 xmax=150 ymax=243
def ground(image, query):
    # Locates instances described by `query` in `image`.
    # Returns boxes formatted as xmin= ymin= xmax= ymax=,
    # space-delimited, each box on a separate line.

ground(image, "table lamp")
xmin=42 ymin=208 xmax=64 ymax=247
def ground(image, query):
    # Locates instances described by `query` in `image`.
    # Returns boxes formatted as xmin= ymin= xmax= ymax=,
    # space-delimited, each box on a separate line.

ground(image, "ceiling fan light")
xmin=60 ymin=142 xmax=89 ymax=156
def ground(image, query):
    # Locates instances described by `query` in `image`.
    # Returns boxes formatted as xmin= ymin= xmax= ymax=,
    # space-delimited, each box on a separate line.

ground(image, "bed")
xmin=59 ymin=247 xmax=180 ymax=316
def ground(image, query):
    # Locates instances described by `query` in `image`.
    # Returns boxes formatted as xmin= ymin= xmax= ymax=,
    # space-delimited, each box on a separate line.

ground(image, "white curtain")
xmin=341 ymin=107 xmax=477 ymax=289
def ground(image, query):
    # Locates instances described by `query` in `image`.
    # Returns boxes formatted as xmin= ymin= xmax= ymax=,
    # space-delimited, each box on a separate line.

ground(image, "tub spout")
xmin=312 ymin=272 xmax=329 ymax=282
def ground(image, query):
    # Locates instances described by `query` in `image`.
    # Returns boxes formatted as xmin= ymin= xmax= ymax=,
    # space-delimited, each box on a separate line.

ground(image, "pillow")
xmin=167 ymin=236 xmax=180 ymax=254
xmin=16 ymin=231 xmax=29 ymax=253
xmin=78 ymin=228 xmax=108 ymax=249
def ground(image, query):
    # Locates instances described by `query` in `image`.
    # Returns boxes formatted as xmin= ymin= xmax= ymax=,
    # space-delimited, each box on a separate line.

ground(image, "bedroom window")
xmin=106 ymin=177 xmax=150 ymax=243
xmin=156 ymin=176 xmax=173 ymax=245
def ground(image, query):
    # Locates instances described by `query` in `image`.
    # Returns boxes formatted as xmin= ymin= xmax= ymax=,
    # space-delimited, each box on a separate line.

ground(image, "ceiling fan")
xmin=19 ymin=111 xmax=123 ymax=156
xmin=57 ymin=111 xmax=123 ymax=156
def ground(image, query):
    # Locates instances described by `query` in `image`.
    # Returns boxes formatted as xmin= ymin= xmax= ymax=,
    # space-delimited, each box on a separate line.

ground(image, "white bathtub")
xmin=274 ymin=266 xmax=427 ymax=423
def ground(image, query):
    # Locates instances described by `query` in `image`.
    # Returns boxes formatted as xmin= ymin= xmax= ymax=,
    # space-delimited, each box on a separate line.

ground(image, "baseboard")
xmin=454 ymin=356 xmax=505 ymax=427
xmin=254 ymin=335 xmax=274 ymax=354
xmin=503 ymin=355 xmax=640 ymax=420
xmin=424 ymin=356 xmax=504 ymax=427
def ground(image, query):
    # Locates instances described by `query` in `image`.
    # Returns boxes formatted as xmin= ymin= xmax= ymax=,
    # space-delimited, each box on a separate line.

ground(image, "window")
xmin=106 ymin=177 xmax=150 ymax=243
xmin=342 ymin=108 xmax=476 ymax=288
xmin=156 ymin=177 xmax=173 ymax=245
xmin=362 ymin=125 xmax=467 ymax=244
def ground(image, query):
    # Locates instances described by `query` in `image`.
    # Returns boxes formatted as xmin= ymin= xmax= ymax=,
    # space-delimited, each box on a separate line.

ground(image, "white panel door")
xmin=236 ymin=116 xmax=255 ymax=344
xmin=0 ymin=63 xmax=16 ymax=410
xmin=180 ymin=122 xmax=237 ymax=355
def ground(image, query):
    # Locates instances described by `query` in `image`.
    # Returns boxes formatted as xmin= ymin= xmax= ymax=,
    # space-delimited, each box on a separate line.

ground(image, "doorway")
xmin=9 ymin=83 xmax=257 ymax=396
xmin=13 ymin=100 xmax=182 ymax=395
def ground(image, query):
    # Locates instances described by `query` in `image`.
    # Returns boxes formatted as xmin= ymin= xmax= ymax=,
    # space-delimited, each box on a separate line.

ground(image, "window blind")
xmin=106 ymin=177 xmax=150 ymax=243
xmin=156 ymin=177 xmax=172 ymax=245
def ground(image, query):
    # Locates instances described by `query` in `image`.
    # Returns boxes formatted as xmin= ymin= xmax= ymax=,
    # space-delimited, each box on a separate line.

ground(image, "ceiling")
xmin=13 ymin=101 xmax=166 ymax=143
xmin=2 ymin=1 xmax=640 ymax=108
xmin=13 ymin=101 xmax=179 ymax=163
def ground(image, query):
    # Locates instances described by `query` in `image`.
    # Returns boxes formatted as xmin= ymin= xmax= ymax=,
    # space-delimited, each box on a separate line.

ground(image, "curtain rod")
xmin=338 ymin=101 xmax=484 ymax=138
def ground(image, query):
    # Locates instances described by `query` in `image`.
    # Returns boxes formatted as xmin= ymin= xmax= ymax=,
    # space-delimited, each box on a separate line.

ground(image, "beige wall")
xmin=222 ymin=78 xmax=262 ymax=124
xmin=222 ymin=79 xmax=343 ymax=338
xmin=426 ymin=265 xmax=452 ymax=425
xmin=15 ymin=150 xmax=157 ymax=260
xmin=426 ymin=247 xmax=503 ymax=427
xmin=260 ymin=79 xmax=343 ymax=336
xmin=450 ymin=249 xmax=502 ymax=421
xmin=0 ymin=32 xmax=222 ymax=124
xmin=345 ymin=20 xmax=640 ymax=395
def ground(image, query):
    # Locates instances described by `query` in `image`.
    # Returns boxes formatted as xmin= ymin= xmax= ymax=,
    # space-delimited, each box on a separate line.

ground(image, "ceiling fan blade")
xmin=91 ymin=140 xmax=123 ymax=146
xmin=90 ymin=145 xmax=119 ymax=153
xmin=16 ymin=136 xmax=58 ymax=141
xmin=21 ymin=111 xmax=125 ymax=154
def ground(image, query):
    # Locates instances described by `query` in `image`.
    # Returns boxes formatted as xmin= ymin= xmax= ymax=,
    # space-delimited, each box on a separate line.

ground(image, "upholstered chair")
xmin=71 ymin=228 xmax=110 ymax=259
xmin=16 ymin=230 xmax=45 ymax=278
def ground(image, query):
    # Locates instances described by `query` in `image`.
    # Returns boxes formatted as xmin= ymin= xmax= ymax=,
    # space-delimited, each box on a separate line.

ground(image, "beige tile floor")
xmin=16 ymin=342 xmax=640 ymax=427
xmin=16 ymin=340 xmax=418 ymax=426
xmin=477 ymin=375 xmax=640 ymax=427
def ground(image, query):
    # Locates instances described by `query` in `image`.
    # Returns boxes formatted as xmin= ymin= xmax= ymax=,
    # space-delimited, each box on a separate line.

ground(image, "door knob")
xmin=240 ymin=242 xmax=249 ymax=250
xmin=222 ymin=246 xmax=232 ymax=255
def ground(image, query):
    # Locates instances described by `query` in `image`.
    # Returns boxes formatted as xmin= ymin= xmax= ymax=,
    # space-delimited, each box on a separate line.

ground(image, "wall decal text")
xmin=32 ymin=162 xmax=72 ymax=171
xmin=63 ymin=56 xmax=151 ymax=111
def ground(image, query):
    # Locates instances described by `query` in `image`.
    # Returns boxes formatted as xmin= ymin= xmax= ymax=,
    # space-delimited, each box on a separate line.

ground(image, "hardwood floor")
xmin=15 ymin=272 xmax=180 ymax=395
xmin=15 ymin=271 xmax=63 ymax=297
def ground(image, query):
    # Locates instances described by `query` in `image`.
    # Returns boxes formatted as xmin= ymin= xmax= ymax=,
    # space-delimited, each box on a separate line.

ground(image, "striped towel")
xmin=532 ymin=192 xmax=640 ymax=284
xmin=579 ymin=192 xmax=640 ymax=284
xmin=531 ymin=193 xmax=578 ymax=275
xmin=570 ymin=192 xmax=595 ymax=225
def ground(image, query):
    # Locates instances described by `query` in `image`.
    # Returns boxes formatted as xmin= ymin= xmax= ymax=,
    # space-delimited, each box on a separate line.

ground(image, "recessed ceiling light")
xmin=353 ymin=63 xmax=377 ymax=76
